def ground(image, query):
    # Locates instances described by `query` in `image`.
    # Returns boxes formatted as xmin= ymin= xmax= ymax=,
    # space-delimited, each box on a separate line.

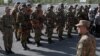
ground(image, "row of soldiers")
xmin=0 ymin=2 xmax=99 ymax=54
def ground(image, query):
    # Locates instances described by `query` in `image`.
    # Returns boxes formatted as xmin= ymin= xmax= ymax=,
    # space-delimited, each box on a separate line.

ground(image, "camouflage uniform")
xmin=26 ymin=4 xmax=33 ymax=43
xmin=31 ymin=8 xmax=44 ymax=46
xmin=76 ymin=20 xmax=96 ymax=56
xmin=0 ymin=14 xmax=14 ymax=53
xmin=45 ymin=6 xmax=56 ymax=44
xmin=56 ymin=7 xmax=65 ymax=41
xmin=66 ymin=8 xmax=75 ymax=38
xmin=84 ymin=6 xmax=89 ymax=21
xmin=11 ymin=7 xmax=20 ymax=41
xmin=77 ymin=6 xmax=84 ymax=21
xmin=73 ymin=5 xmax=79 ymax=31
xmin=17 ymin=9 xmax=30 ymax=50
xmin=77 ymin=6 xmax=88 ymax=21
xmin=94 ymin=11 xmax=100 ymax=37
xmin=77 ymin=33 xmax=96 ymax=56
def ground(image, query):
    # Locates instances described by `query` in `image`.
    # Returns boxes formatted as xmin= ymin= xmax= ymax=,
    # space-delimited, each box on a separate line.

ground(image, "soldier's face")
xmin=77 ymin=26 xmax=86 ymax=34
xmin=5 ymin=9 xmax=10 ymax=14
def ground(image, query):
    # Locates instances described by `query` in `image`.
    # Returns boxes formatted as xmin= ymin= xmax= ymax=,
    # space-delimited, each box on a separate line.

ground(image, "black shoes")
xmin=59 ymin=37 xmax=64 ymax=41
xmin=36 ymin=42 xmax=42 ymax=47
xmin=16 ymin=38 xmax=20 ymax=41
xmin=9 ymin=50 xmax=15 ymax=54
xmin=5 ymin=50 xmax=14 ymax=55
xmin=27 ymin=40 xmax=33 ymax=44
xmin=22 ymin=44 xmax=30 ymax=50
xmin=24 ymin=47 xmax=30 ymax=50
xmin=67 ymin=34 xmax=73 ymax=38
xmin=48 ymin=38 xmax=54 ymax=44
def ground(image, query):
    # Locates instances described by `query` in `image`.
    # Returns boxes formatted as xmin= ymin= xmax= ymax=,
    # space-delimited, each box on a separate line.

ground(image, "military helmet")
xmin=19 ymin=3 xmax=27 ymax=11
xmin=50 ymin=5 xmax=54 ymax=9
xmin=48 ymin=5 xmax=54 ymax=11
xmin=27 ymin=3 xmax=31 ymax=7
xmin=61 ymin=3 xmax=64 ymax=9
xmin=61 ymin=3 xmax=64 ymax=6
xmin=22 ymin=3 xmax=27 ymax=8
xmin=27 ymin=3 xmax=32 ymax=8
xmin=16 ymin=2 xmax=20 ymax=4
xmin=68 ymin=5 xmax=73 ymax=10
xmin=37 ymin=4 xmax=42 ymax=8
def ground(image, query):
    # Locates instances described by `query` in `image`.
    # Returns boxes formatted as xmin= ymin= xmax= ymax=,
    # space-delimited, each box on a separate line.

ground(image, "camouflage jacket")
xmin=0 ymin=14 xmax=14 ymax=32
xmin=77 ymin=33 xmax=96 ymax=56
xmin=11 ymin=9 xmax=19 ymax=22
xmin=56 ymin=9 xmax=65 ymax=26
xmin=16 ymin=12 xmax=31 ymax=30
xmin=31 ymin=10 xmax=45 ymax=29
xmin=66 ymin=11 xmax=75 ymax=24
xmin=46 ymin=10 xmax=56 ymax=28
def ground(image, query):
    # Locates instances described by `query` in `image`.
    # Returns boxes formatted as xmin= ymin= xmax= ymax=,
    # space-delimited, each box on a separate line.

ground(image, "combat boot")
xmin=5 ymin=48 xmax=10 ymax=55
xmin=36 ymin=41 xmax=42 ymax=47
xmin=67 ymin=34 xmax=72 ymax=38
xmin=9 ymin=50 xmax=14 ymax=54
xmin=59 ymin=36 xmax=64 ymax=41
xmin=22 ymin=43 xmax=30 ymax=50
xmin=48 ymin=38 xmax=54 ymax=44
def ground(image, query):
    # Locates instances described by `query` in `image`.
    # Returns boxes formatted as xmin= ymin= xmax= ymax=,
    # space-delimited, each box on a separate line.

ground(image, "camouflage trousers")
xmin=14 ymin=23 xmax=20 ymax=41
xmin=3 ymin=29 xmax=13 ymax=51
xmin=34 ymin=29 xmax=41 ymax=43
xmin=57 ymin=26 xmax=64 ymax=37
xmin=47 ymin=27 xmax=53 ymax=40
xmin=15 ymin=28 xmax=21 ymax=40
xmin=20 ymin=30 xmax=29 ymax=47
xmin=67 ymin=24 xmax=75 ymax=36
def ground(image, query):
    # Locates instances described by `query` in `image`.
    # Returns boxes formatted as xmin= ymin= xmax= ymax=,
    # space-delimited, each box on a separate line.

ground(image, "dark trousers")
xmin=95 ymin=25 xmax=100 ymax=36
xmin=96 ymin=25 xmax=100 ymax=33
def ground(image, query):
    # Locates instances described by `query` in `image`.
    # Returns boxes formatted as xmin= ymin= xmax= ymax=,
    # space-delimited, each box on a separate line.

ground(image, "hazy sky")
xmin=80 ymin=0 xmax=86 ymax=2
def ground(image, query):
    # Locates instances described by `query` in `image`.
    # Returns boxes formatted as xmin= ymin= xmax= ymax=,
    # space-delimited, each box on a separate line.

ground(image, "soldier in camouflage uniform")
xmin=45 ymin=5 xmax=56 ymax=44
xmin=66 ymin=6 xmax=75 ymax=38
xmin=84 ymin=5 xmax=89 ymax=20
xmin=11 ymin=2 xmax=20 ymax=41
xmin=26 ymin=4 xmax=33 ymax=43
xmin=76 ymin=20 xmax=96 ymax=56
xmin=77 ymin=6 xmax=88 ymax=21
xmin=73 ymin=4 xmax=79 ymax=31
xmin=31 ymin=4 xmax=44 ymax=47
xmin=16 ymin=4 xmax=30 ymax=50
xmin=56 ymin=4 xmax=65 ymax=41
xmin=0 ymin=7 xmax=14 ymax=54
xmin=76 ymin=6 xmax=84 ymax=21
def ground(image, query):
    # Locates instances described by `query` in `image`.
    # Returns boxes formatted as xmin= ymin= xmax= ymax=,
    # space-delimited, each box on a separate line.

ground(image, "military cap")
xmin=76 ymin=20 xmax=91 ymax=28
